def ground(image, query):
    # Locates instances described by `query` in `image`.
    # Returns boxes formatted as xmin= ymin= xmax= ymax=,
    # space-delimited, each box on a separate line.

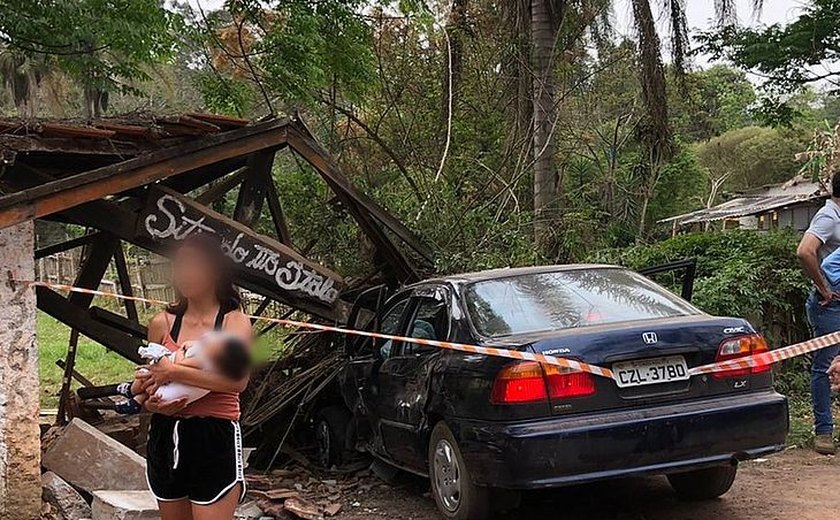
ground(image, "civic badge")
xmin=642 ymin=332 xmax=658 ymax=344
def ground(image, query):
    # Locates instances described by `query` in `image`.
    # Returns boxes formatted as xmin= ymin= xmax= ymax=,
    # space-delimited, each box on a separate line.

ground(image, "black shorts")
xmin=146 ymin=414 xmax=246 ymax=505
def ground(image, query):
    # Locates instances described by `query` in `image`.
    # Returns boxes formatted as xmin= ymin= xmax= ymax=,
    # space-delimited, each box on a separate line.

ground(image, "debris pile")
xmin=241 ymin=329 xmax=347 ymax=468
xmin=237 ymin=463 xmax=395 ymax=520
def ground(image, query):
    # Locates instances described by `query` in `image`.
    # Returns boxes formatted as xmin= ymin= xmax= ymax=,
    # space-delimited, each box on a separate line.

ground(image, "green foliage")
xmin=0 ymin=0 xmax=181 ymax=93
xmin=698 ymin=0 xmax=840 ymax=125
xmin=694 ymin=126 xmax=809 ymax=192
xmin=196 ymin=71 xmax=253 ymax=116
xmin=668 ymin=65 xmax=757 ymax=141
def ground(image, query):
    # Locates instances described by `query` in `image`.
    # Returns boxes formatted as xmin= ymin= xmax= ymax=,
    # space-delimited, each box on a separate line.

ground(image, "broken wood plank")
xmin=233 ymin=150 xmax=276 ymax=226
xmin=138 ymin=185 xmax=344 ymax=315
xmin=37 ymin=286 xmax=143 ymax=364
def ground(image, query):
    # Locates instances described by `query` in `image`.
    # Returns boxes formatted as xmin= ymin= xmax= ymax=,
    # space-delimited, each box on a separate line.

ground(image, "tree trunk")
xmin=531 ymin=0 xmax=563 ymax=255
xmin=631 ymin=0 xmax=672 ymax=238
xmin=442 ymin=0 xmax=468 ymax=121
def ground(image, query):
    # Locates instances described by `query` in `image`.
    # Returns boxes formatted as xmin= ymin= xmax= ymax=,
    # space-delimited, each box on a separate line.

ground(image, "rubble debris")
xmin=235 ymin=500 xmax=264 ymax=520
xmin=90 ymin=490 xmax=158 ymax=520
xmin=42 ymin=471 xmax=92 ymax=520
xmin=246 ymin=474 xmax=273 ymax=491
xmin=255 ymin=499 xmax=287 ymax=518
xmin=42 ymin=418 xmax=147 ymax=493
xmin=283 ymin=497 xmax=323 ymax=520
xmin=249 ymin=488 xmax=300 ymax=501
xmin=323 ymin=503 xmax=342 ymax=517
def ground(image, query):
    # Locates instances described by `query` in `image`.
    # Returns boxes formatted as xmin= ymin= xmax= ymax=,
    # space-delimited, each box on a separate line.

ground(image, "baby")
xmin=114 ymin=331 xmax=250 ymax=414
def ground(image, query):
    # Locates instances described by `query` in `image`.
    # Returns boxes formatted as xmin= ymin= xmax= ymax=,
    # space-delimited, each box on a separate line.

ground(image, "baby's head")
xmin=201 ymin=332 xmax=251 ymax=380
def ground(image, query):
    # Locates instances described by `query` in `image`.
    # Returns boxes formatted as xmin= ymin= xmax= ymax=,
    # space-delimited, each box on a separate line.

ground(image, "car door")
xmin=376 ymin=285 xmax=451 ymax=471
xmin=638 ymin=259 xmax=697 ymax=302
xmin=345 ymin=293 xmax=412 ymax=455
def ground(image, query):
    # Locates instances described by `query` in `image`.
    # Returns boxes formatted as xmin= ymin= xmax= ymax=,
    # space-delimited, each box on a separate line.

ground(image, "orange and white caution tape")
xmin=26 ymin=281 xmax=614 ymax=379
xmin=25 ymin=280 xmax=840 ymax=382
xmin=688 ymin=331 xmax=840 ymax=376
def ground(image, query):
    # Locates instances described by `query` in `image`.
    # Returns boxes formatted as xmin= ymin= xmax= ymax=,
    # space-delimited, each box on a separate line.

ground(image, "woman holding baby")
xmin=138 ymin=234 xmax=253 ymax=520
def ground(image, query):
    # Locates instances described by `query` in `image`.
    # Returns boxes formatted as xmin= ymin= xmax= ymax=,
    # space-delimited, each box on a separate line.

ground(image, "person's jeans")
xmin=805 ymin=290 xmax=840 ymax=435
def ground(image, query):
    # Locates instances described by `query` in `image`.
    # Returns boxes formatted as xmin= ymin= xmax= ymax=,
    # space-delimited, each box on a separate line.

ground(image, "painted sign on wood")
xmin=137 ymin=186 xmax=343 ymax=310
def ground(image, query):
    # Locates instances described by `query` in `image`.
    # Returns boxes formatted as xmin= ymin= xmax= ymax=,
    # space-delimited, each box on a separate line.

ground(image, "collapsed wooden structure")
xmin=0 ymin=113 xmax=432 ymax=424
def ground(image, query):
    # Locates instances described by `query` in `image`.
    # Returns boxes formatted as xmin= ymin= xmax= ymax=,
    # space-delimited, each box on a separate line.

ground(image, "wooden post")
xmin=56 ymin=329 xmax=80 ymax=425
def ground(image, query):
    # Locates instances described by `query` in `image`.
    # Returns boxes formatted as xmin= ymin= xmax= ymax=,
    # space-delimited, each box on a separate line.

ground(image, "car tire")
xmin=428 ymin=422 xmax=492 ymax=520
xmin=315 ymin=405 xmax=350 ymax=468
xmin=667 ymin=465 xmax=738 ymax=500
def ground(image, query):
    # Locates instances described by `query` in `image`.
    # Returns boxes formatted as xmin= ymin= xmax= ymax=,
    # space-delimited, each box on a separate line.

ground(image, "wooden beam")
xmin=37 ymin=286 xmax=143 ymax=364
xmin=35 ymin=231 xmax=104 ymax=259
xmin=0 ymin=118 xmax=292 ymax=230
xmin=112 ymin=243 xmax=139 ymax=322
xmin=265 ymin=178 xmax=293 ymax=245
xmin=57 ymin=329 xmax=80 ymax=425
xmin=196 ymin=167 xmax=249 ymax=205
xmin=68 ymin=234 xmax=119 ymax=309
xmin=163 ymin=157 xmax=249 ymax=194
xmin=234 ymin=150 xmax=276 ymax=226
xmin=90 ymin=306 xmax=147 ymax=338
xmin=286 ymin=122 xmax=433 ymax=265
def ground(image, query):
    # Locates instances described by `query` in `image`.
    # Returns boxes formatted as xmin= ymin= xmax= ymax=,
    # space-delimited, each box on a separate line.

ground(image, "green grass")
xmin=38 ymin=312 xmax=136 ymax=408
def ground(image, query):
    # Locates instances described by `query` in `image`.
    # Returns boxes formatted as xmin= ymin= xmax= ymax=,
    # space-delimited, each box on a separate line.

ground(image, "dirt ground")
xmin=334 ymin=449 xmax=839 ymax=520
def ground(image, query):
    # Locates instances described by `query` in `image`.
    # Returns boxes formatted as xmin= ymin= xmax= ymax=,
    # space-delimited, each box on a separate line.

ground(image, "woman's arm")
xmin=147 ymin=312 xmax=169 ymax=344
xmin=144 ymin=312 xmax=189 ymax=415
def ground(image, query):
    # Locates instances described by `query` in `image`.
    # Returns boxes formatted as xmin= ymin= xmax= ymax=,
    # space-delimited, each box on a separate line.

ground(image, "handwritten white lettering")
xmin=143 ymin=195 xmax=339 ymax=304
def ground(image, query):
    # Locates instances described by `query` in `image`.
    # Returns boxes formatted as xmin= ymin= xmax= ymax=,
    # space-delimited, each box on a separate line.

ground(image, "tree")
xmin=668 ymin=65 xmax=757 ymax=141
xmin=694 ymin=126 xmax=809 ymax=197
xmin=530 ymin=0 xmax=565 ymax=254
xmin=0 ymin=0 xmax=181 ymax=117
xmin=698 ymin=0 xmax=840 ymax=125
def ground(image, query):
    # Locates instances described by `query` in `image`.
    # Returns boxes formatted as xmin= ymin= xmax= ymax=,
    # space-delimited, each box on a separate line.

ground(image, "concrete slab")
xmin=42 ymin=418 xmax=147 ymax=493
xmin=42 ymin=471 xmax=92 ymax=520
xmin=91 ymin=490 xmax=158 ymax=520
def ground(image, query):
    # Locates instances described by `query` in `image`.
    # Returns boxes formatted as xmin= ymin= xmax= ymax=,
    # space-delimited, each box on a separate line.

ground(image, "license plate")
xmin=613 ymin=355 xmax=689 ymax=388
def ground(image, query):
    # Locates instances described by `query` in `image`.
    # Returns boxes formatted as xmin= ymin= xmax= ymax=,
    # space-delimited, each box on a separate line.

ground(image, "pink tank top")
xmin=161 ymin=318 xmax=241 ymax=422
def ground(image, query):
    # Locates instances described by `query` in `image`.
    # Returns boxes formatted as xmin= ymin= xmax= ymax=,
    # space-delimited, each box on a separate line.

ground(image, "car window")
xmin=464 ymin=268 xmax=700 ymax=338
xmin=402 ymin=297 xmax=449 ymax=356
xmin=378 ymin=300 xmax=410 ymax=358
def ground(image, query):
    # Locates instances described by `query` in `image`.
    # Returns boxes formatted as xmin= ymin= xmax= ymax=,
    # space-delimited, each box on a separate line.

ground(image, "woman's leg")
xmin=190 ymin=484 xmax=241 ymax=520
xmin=159 ymin=499 xmax=193 ymax=520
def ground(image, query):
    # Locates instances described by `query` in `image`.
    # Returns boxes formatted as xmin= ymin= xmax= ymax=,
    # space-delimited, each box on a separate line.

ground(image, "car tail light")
xmin=491 ymin=362 xmax=547 ymax=404
xmin=491 ymin=361 xmax=596 ymax=404
xmin=544 ymin=365 xmax=597 ymax=399
xmin=713 ymin=334 xmax=770 ymax=380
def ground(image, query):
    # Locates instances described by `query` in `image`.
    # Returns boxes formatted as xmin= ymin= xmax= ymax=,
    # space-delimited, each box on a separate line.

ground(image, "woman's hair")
xmin=166 ymin=233 xmax=242 ymax=316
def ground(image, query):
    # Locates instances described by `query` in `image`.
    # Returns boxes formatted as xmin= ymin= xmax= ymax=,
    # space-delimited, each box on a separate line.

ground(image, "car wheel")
xmin=315 ymin=405 xmax=350 ymax=468
xmin=667 ymin=465 xmax=737 ymax=500
xmin=428 ymin=422 xmax=492 ymax=520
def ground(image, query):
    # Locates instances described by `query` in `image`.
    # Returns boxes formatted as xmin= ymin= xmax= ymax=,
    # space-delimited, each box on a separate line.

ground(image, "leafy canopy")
xmin=0 ymin=0 xmax=181 ymax=91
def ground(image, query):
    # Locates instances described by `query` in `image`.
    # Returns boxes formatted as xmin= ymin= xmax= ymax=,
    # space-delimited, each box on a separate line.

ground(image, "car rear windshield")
xmin=464 ymin=268 xmax=700 ymax=338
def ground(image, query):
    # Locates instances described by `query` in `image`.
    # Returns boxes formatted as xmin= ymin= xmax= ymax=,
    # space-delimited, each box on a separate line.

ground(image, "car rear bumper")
xmin=453 ymin=391 xmax=788 ymax=489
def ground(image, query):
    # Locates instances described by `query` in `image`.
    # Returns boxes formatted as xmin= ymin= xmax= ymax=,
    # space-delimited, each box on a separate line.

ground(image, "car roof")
xmin=417 ymin=263 xmax=622 ymax=286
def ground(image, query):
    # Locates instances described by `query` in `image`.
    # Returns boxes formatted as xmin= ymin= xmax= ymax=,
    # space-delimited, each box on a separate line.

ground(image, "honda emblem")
xmin=642 ymin=332 xmax=658 ymax=344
